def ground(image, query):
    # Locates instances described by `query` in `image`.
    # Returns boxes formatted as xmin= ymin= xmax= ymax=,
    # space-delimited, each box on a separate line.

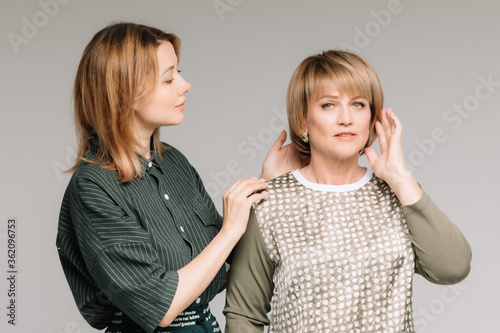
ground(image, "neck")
xmin=135 ymin=129 xmax=154 ymax=160
xmin=301 ymin=154 xmax=365 ymax=185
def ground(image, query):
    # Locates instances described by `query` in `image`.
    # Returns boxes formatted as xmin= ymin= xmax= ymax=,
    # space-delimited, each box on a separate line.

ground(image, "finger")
xmin=364 ymin=147 xmax=378 ymax=166
xmin=386 ymin=108 xmax=397 ymax=135
xmin=385 ymin=110 xmax=404 ymax=159
xmin=242 ymin=179 xmax=269 ymax=198
xmin=381 ymin=108 xmax=393 ymax=138
xmin=225 ymin=178 xmax=252 ymax=194
xmin=375 ymin=121 xmax=387 ymax=154
xmin=270 ymin=130 xmax=287 ymax=151
xmin=226 ymin=178 xmax=268 ymax=199
xmin=247 ymin=191 xmax=269 ymax=204
xmin=387 ymin=108 xmax=402 ymax=139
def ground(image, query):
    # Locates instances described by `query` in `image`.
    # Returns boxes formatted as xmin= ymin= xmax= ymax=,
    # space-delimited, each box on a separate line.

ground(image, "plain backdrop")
xmin=1 ymin=0 xmax=499 ymax=332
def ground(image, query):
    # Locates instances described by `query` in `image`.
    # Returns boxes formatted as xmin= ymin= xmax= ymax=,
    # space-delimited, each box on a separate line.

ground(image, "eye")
xmin=321 ymin=103 xmax=334 ymax=109
xmin=165 ymin=70 xmax=182 ymax=84
xmin=352 ymin=102 xmax=366 ymax=109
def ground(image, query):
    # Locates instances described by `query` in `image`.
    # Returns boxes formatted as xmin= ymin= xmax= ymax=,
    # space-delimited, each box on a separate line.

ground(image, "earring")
xmin=300 ymin=132 xmax=309 ymax=143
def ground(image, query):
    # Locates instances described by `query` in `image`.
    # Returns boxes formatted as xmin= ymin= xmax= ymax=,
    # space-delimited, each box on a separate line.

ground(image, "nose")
xmin=337 ymin=106 xmax=352 ymax=125
xmin=178 ymin=74 xmax=191 ymax=95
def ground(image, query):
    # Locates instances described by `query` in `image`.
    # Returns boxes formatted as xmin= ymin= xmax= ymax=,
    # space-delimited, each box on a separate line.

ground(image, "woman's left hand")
xmin=364 ymin=108 xmax=410 ymax=183
xmin=365 ymin=108 xmax=422 ymax=205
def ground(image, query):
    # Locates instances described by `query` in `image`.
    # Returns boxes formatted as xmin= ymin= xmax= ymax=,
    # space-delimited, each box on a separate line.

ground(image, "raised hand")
xmin=260 ymin=130 xmax=306 ymax=180
xmin=364 ymin=108 xmax=409 ymax=182
xmin=221 ymin=178 xmax=268 ymax=238
xmin=364 ymin=108 xmax=422 ymax=205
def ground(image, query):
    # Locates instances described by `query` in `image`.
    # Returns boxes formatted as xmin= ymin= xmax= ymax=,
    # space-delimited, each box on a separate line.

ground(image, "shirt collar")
xmin=139 ymin=150 xmax=163 ymax=175
xmin=86 ymin=136 xmax=99 ymax=159
xmin=86 ymin=136 xmax=163 ymax=176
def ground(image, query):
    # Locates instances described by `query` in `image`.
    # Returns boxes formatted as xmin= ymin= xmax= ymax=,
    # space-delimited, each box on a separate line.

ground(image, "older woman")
xmin=224 ymin=50 xmax=471 ymax=333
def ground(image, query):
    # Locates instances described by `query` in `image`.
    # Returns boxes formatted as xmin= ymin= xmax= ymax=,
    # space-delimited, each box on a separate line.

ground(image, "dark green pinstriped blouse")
xmin=56 ymin=140 xmax=224 ymax=333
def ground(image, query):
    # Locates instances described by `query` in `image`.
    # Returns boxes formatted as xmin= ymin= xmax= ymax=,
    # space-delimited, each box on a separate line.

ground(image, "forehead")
xmin=311 ymin=78 xmax=368 ymax=101
xmin=156 ymin=42 xmax=177 ymax=72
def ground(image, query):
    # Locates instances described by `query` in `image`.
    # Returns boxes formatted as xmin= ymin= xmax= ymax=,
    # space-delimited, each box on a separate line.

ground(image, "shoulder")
xmin=159 ymin=142 xmax=196 ymax=172
xmin=61 ymin=161 xmax=126 ymax=207
xmin=369 ymin=174 xmax=397 ymax=197
xmin=160 ymin=142 xmax=188 ymax=163
xmin=158 ymin=143 xmax=207 ymax=190
xmin=71 ymin=161 xmax=119 ymax=190
xmin=253 ymin=171 xmax=298 ymax=216
xmin=370 ymin=174 xmax=390 ymax=190
xmin=267 ymin=171 xmax=296 ymax=188
xmin=364 ymin=174 xmax=401 ymax=211
xmin=268 ymin=171 xmax=300 ymax=195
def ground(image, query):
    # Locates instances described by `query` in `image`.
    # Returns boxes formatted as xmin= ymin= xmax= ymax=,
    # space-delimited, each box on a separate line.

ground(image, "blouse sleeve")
xmin=70 ymin=172 xmax=179 ymax=333
xmin=224 ymin=209 xmax=274 ymax=332
xmin=402 ymin=191 xmax=472 ymax=285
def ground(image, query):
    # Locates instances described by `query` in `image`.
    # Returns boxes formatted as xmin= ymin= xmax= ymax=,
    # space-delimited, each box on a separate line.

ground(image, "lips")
xmin=175 ymin=100 xmax=186 ymax=109
xmin=334 ymin=132 xmax=356 ymax=137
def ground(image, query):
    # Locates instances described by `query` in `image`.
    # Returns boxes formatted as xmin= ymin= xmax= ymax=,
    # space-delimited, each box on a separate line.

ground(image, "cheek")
xmin=147 ymin=87 xmax=175 ymax=109
xmin=363 ymin=119 xmax=371 ymax=133
xmin=361 ymin=118 xmax=372 ymax=143
xmin=307 ymin=111 xmax=331 ymax=133
xmin=359 ymin=111 xmax=371 ymax=130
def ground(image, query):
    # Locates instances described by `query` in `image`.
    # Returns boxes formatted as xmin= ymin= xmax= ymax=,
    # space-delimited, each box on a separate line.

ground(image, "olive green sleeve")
xmin=224 ymin=208 xmax=274 ymax=333
xmin=402 ymin=191 xmax=472 ymax=285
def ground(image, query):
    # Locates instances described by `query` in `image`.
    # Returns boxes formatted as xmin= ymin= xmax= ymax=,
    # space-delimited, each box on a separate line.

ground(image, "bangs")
xmin=305 ymin=58 xmax=373 ymax=104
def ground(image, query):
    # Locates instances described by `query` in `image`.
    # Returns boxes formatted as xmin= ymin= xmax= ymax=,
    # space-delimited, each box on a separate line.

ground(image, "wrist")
xmin=386 ymin=173 xmax=422 ymax=206
xmin=219 ymin=223 xmax=245 ymax=245
xmin=384 ymin=166 xmax=412 ymax=187
xmin=259 ymin=169 xmax=271 ymax=181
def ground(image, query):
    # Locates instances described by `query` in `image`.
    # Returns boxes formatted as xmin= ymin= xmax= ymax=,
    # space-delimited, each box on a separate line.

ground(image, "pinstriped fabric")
xmin=56 ymin=142 xmax=224 ymax=333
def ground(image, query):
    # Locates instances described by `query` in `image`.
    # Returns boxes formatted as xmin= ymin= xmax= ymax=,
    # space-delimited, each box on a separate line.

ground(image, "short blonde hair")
xmin=69 ymin=22 xmax=180 ymax=182
xmin=287 ymin=50 xmax=384 ymax=160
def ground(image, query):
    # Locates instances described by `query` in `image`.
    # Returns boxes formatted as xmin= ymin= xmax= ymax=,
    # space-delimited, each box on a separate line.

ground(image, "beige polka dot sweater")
xmin=224 ymin=169 xmax=471 ymax=333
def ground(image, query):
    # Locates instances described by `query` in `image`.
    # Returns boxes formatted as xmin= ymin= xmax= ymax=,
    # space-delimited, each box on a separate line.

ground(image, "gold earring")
xmin=300 ymin=132 xmax=309 ymax=143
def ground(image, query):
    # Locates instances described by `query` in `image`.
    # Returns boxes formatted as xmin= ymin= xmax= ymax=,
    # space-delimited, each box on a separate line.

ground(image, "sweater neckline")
xmin=291 ymin=168 xmax=373 ymax=192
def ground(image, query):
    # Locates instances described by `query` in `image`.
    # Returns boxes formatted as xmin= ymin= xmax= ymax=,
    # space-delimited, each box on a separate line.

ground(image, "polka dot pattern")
xmin=254 ymin=172 xmax=415 ymax=333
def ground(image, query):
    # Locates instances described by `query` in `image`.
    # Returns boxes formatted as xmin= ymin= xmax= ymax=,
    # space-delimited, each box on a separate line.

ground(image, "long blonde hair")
xmin=287 ymin=50 xmax=384 ymax=160
xmin=68 ymin=22 xmax=180 ymax=182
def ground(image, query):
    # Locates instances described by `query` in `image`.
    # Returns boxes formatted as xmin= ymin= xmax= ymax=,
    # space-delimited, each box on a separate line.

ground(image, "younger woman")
xmin=56 ymin=22 xmax=299 ymax=333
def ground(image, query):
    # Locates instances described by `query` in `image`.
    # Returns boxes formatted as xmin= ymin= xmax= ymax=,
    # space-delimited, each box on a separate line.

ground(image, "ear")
xmin=300 ymin=122 xmax=308 ymax=134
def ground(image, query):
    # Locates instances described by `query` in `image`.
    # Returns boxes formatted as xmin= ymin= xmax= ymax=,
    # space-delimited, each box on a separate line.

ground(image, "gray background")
xmin=1 ymin=0 xmax=498 ymax=332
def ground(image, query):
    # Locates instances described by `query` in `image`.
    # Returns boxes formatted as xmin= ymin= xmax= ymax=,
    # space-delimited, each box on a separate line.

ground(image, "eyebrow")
xmin=317 ymin=94 xmax=367 ymax=100
xmin=317 ymin=94 xmax=340 ymax=100
xmin=160 ymin=65 xmax=175 ymax=77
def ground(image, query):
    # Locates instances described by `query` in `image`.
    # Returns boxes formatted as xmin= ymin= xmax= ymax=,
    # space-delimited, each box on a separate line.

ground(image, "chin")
xmin=164 ymin=115 xmax=184 ymax=126
xmin=325 ymin=145 xmax=364 ymax=158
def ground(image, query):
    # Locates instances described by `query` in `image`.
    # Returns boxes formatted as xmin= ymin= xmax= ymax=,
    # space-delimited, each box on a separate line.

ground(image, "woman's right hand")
xmin=160 ymin=178 xmax=268 ymax=328
xmin=221 ymin=178 xmax=268 ymax=239
xmin=260 ymin=130 xmax=306 ymax=180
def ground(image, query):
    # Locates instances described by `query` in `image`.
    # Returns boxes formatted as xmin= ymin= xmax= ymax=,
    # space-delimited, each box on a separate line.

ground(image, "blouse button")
xmin=164 ymin=194 xmax=169 ymax=200
xmin=180 ymin=226 xmax=185 ymax=232
xmin=148 ymin=161 xmax=152 ymax=168
xmin=195 ymin=298 xmax=201 ymax=304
